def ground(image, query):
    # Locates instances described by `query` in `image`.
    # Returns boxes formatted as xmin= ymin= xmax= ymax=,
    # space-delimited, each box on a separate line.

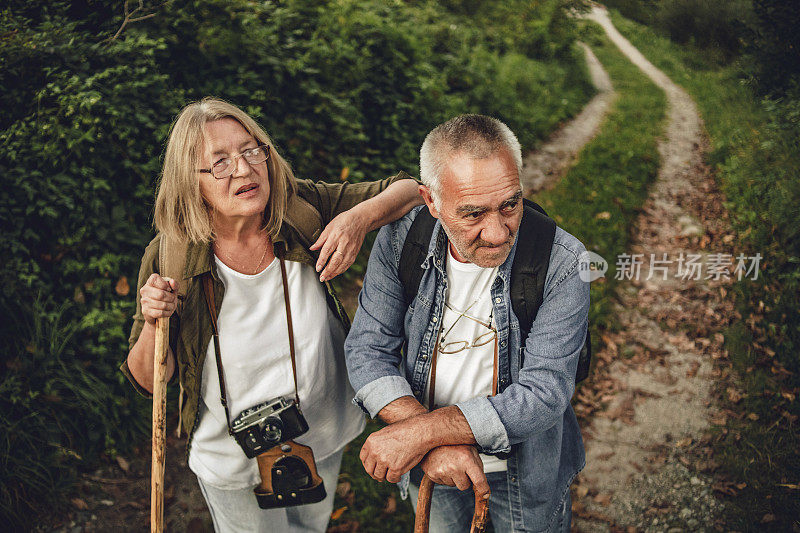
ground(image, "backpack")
xmin=398 ymin=199 xmax=591 ymax=386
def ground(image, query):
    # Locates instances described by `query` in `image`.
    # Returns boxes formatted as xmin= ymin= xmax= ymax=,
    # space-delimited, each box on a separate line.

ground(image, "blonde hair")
xmin=154 ymin=97 xmax=296 ymax=243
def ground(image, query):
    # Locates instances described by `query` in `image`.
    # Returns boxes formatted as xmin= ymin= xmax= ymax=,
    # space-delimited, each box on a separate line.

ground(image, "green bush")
xmin=656 ymin=0 xmax=752 ymax=55
xmin=0 ymin=0 xmax=592 ymax=527
xmin=747 ymin=0 xmax=800 ymax=94
xmin=602 ymin=0 xmax=753 ymax=60
xmin=600 ymin=0 xmax=660 ymax=25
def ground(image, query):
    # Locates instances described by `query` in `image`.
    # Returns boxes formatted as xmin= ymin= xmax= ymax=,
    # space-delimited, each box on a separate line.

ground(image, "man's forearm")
xmin=358 ymin=179 xmax=423 ymax=232
xmin=376 ymin=395 xmax=428 ymax=424
xmin=415 ymin=405 xmax=478 ymax=448
xmin=378 ymin=399 xmax=477 ymax=449
xmin=362 ymin=400 xmax=479 ymax=481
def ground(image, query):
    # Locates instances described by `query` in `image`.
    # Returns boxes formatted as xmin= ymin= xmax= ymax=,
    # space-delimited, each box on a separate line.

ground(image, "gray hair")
xmin=419 ymin=114 xmax=522 ymax=207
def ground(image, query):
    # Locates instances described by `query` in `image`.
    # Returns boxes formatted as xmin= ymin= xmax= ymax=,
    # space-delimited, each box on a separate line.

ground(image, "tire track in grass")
xmin=521 ymin=43 xmax=615 ymax=194
xmin=570 ymin=7 xmax=738 ymax=532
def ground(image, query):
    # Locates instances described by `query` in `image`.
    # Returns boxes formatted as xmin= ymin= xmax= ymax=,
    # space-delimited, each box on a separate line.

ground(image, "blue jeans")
xmin=408 ymin=470 xmax=572 ymax=533
xmin=196 ymin=449 xmax=343 ymax=533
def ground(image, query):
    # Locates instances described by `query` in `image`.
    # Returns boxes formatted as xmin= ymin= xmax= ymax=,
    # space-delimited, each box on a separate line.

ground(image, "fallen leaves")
xmin=710 ymin=412 xmax=728 ymax=426
xmin=761 ymin=513 xmax=776 ymax=523
xmin=334 ymin=480 xmax=355 ymax=508
xmin=712 ymin=481 xmax=742 ymax=496
xmin=726 ymin=387 xmax=744 ymax=403
xmin=571 ymin=500 xmax=615 ymax=524
xmin=381 ymin=495 xmax=397 ymax=517
xmin=593 ymin=492 xmax=612 ymax=506
xmin=335 ymin=481 xmax=351 ymax=498
xmin=327 ymin=520 xmax=360 ymax=533
xmin=71 ymin=498 xmax=89 ymax=511
xmin=115 ymin=276 xmax=130 ymax=296
xmin=601 ymin=395 xmax=636 ymax=425
xmin=115 ymin=455 xmax=130 ymax=473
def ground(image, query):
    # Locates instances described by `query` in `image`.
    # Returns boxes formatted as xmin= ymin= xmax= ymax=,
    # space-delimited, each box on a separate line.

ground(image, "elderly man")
xmin=345 ymin=115 xmax=589 ymax=532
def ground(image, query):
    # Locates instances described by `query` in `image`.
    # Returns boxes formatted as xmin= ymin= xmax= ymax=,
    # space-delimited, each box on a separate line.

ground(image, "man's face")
xmin=421 ymin=148 xmax=523 ymax=268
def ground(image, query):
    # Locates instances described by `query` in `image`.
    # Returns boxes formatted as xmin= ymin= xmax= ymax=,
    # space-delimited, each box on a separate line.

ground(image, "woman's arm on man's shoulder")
xmin=304 ymin=174 xmax=423 ymax=281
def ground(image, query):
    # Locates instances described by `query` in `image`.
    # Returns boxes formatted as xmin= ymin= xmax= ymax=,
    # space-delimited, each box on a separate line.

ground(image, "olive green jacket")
xmin=121 ymin=174 xmax=407 ymax=453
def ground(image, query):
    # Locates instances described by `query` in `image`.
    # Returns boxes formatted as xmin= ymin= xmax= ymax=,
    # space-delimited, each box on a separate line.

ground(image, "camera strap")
xmin=201 ymin=248 xmax=301 ymax=436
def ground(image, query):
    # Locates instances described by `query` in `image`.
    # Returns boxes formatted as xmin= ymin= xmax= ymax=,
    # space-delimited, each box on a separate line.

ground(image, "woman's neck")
xmin=212 ymin=214 xmax=275 ymax=275
xmin=213 ymin=213 xmax=265 ymax=244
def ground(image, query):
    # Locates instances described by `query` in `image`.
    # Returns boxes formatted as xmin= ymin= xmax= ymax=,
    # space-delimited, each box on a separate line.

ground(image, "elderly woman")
xmin=122 ymin=98 xmax=421 ymax=532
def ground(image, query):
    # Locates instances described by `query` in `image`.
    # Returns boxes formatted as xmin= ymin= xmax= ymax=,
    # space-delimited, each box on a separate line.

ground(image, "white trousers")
xmin=197 ymin=449 xmax=343 ymax=533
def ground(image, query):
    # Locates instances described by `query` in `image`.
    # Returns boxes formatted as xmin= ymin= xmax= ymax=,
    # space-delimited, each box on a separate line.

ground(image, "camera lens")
xmin=262 ymin=415 xmax=283 ymax=445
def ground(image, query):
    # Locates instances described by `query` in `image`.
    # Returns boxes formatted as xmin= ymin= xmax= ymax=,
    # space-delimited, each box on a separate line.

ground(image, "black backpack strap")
xmin=510 ymin=199 xmax=557 ymax=340
xmin=398 ymin=207 xmax=437 ymax=306
xmin=512 ymin=199 xmax=591 ymax=383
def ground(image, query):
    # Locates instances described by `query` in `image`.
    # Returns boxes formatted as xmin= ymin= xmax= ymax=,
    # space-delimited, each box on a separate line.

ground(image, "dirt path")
xmin=521 ymin=42 xmax=614 ymax=194
xmin=571 ymin=7 xmax=736 ymax=532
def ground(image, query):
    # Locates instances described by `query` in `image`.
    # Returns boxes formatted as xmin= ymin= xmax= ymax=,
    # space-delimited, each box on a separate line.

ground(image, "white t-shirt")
xmin=424 ymin=247 xmax=507 ymax=473
xmin=188 ymin=256 xmax=365 ymax=489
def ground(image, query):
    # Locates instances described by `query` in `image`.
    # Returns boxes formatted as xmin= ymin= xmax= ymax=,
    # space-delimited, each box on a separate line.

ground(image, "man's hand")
xmin=359 ymin=418 xmax=431 ymax=483
xmin=421 ymin=445 xmax=490 ymax=498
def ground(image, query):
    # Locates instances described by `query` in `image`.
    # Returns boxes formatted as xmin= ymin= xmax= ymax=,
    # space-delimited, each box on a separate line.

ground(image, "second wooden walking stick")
xmin=413 ymin=473 xmax=490 ymax=533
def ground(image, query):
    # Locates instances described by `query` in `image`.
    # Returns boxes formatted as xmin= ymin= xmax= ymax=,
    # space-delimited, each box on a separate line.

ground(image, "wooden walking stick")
xmin=151 ymin=314 xmax=169 ymax=533
xmin=413 ymin=473 xmax=490 ymax=533
xmin=151 ymin=235 xmax=185 ymax=533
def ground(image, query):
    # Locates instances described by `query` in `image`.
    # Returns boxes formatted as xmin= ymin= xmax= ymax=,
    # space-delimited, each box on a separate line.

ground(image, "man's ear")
xmin=419 ymin=184 xmax=440 ymax=219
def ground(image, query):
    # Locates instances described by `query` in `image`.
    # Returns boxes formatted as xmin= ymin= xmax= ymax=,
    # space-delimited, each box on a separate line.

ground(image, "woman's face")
xmin=198 ymin=118 xmax=270 ymax=225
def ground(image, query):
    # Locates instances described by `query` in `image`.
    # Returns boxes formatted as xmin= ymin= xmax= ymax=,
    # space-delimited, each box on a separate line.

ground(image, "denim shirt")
xmin=345 ymin=206 xmax=589 ymax=532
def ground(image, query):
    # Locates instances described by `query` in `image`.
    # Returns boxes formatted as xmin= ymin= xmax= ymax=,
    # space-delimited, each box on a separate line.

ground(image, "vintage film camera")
xmin=231 ymin=396 xmax=326 ymax=509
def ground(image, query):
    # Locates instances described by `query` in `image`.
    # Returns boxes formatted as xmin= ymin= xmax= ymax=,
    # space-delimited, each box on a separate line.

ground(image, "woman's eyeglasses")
xmin=198 ymin=144 xmax=270 ymax=179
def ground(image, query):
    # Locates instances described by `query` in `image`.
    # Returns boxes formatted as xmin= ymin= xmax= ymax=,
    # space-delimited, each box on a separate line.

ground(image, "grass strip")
xmin=535 ymin=25 xmax=666 ymax=337
xmin=606 ymin=10 xmax=800 ymax=529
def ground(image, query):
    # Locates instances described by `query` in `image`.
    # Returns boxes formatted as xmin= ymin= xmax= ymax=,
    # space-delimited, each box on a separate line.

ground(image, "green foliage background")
xmin=0 ymin=0 xmax=593 ymax=527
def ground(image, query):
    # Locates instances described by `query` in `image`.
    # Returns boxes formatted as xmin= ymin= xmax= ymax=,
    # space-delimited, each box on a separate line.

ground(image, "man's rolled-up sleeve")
xmin=345 ymin=220 xmax=413 ymax=417
xmin=473 ymin=238 xmax=590 ymax=447
xmin=455 ymin=396 xmax=511 ymax=454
